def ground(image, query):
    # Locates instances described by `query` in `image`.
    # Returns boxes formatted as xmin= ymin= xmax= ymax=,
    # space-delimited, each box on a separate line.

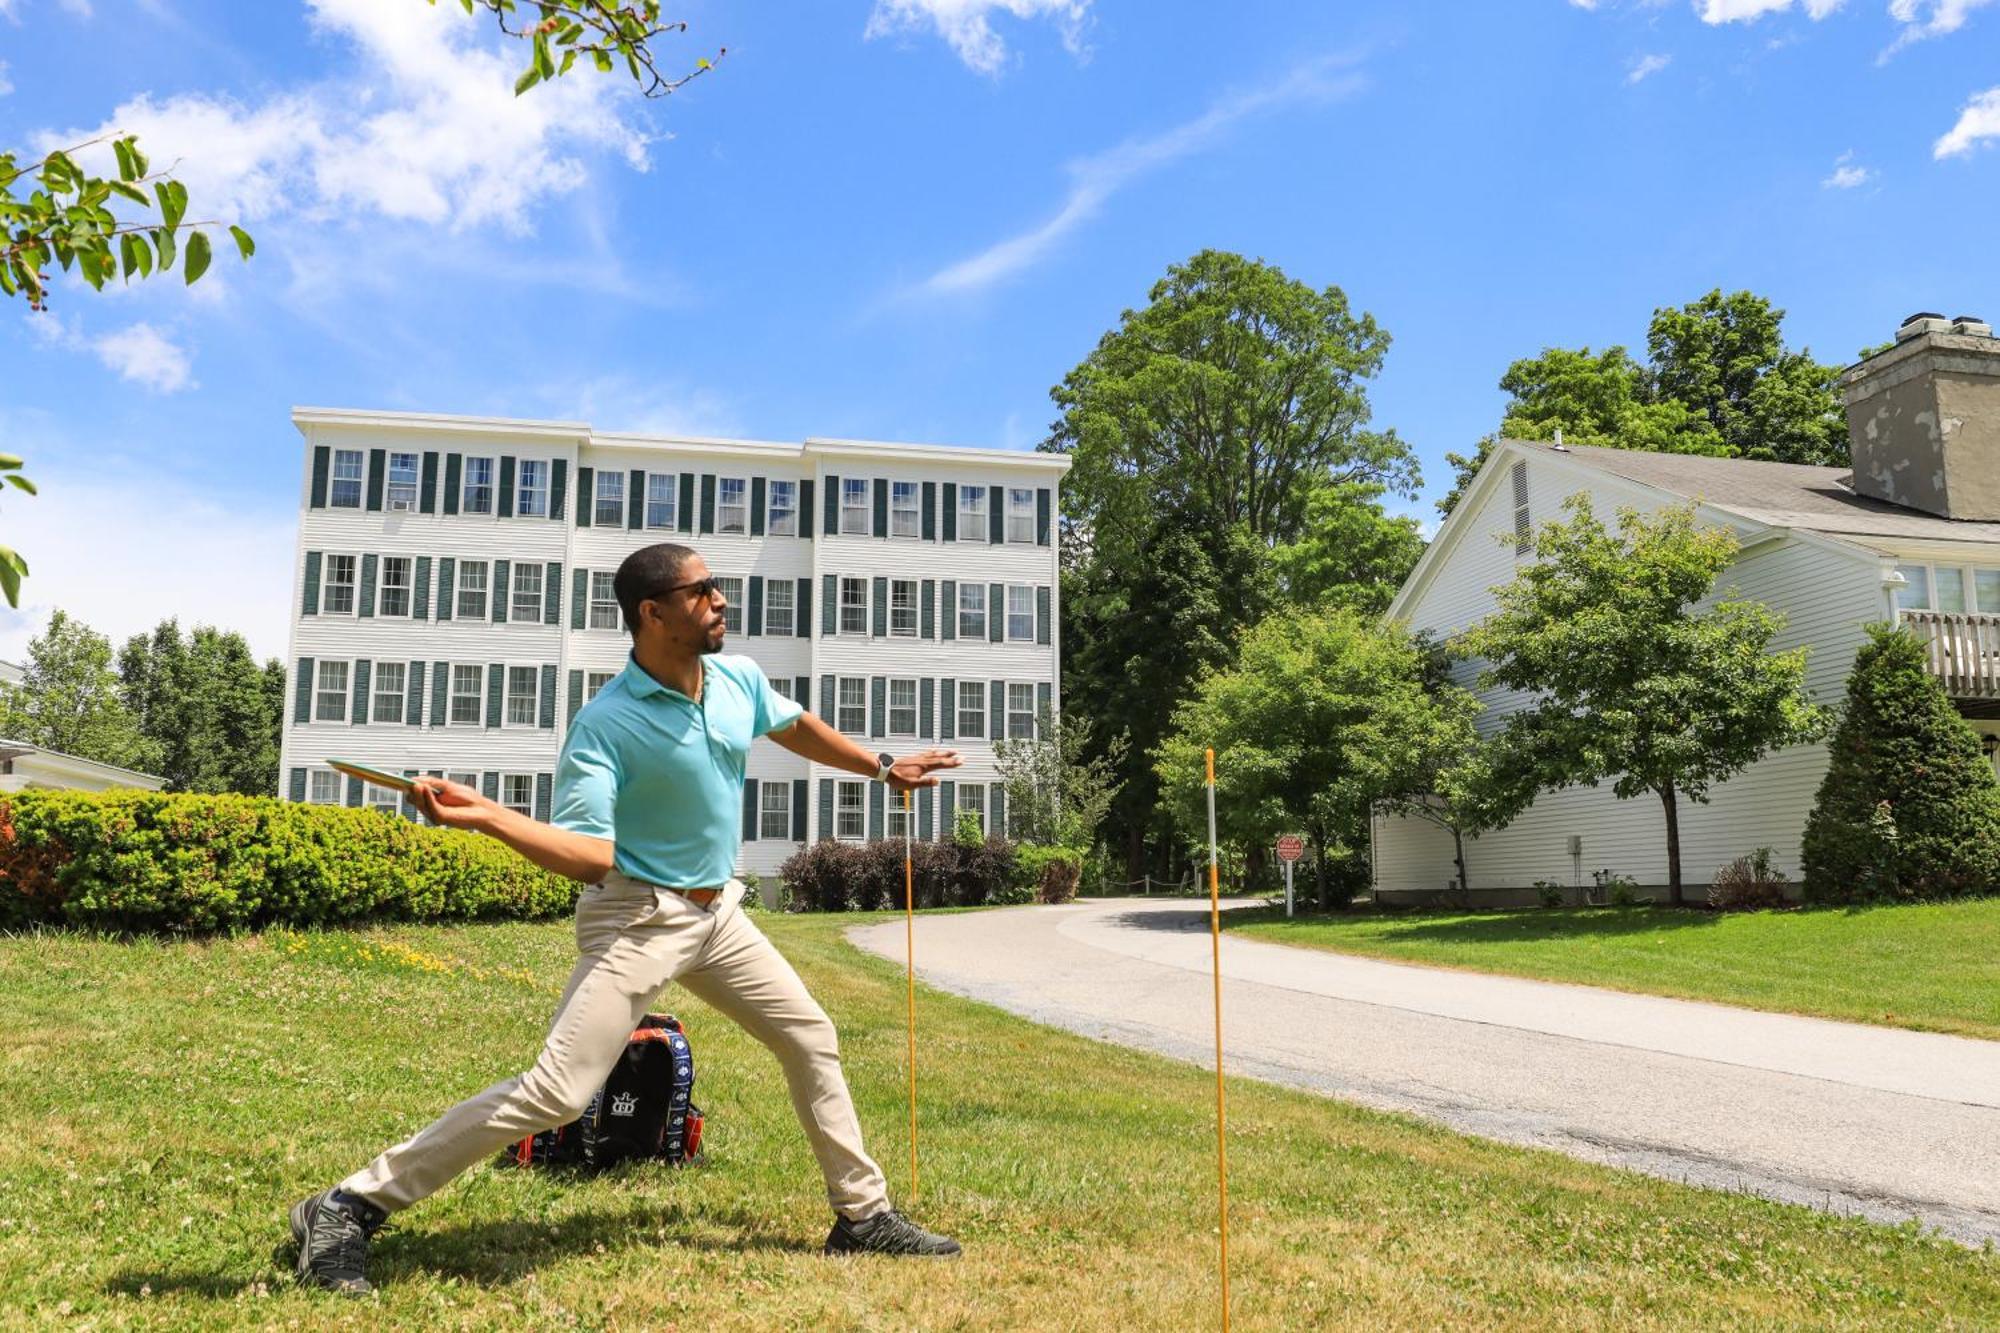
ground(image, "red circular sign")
xmin=1275 ymin=835 xmax=1304 ymax=862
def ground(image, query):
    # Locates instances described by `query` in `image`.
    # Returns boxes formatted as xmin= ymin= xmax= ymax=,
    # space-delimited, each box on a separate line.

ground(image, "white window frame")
xmin=760 ymin=782 xmax=792 ymax=840
xmin=447 ymin=770 xmax=479 ymax=791
xmin=372 ymin=661 xmax=407 ymax=724
xmin=768 ymin=479 xmax=797 ymax=536
xmin=837 ymin=676 xmax=866 ymax=734
xmin=517 ymin=459 xmax=549 ymax=518
xmin=646 ymin=472 xmax=678 ymax=529
xmin=450 ymin=664 xmax=485 ymax=726
xmin=322 ymin=553 xmax=357 ymax=616
xmin=385 ymin=452 xmax=419 ymax=512
xmin=462 ymin=456 xmax=495 ymax=515
xmin=717 ymin=575 xmax=744 ymax=634
xmin=886 ymin=798 xmax=909 ymax=841
xmin=1007 ymin=682 xmax=1035 ymax=739
xmin=841 ymin=478 xmax=870 ymax=536
xmin=888 ymin=677 xmax=918 ymax=738
xmin=1006 ymin=584 xmax=1034 ymax=642
xmin=890 ymin=579 xmax=918 ymax=637
xmin=890 ymin=481 xmax=920 ymax=538
xmin=835 ymin=780 xmax=865 ymax=840
xmin=505 ymin=665 xmax=540 ymax=728
xmin=958 ymin=485 xmax=986 ymax=541
xmin=589 ymin=571 xmax=621 ymax=630
xmin=315 ymin=660 xmax=350 ymax=722
xmin=764 ymin=579 xmax=795 ymax=636
xmin=956 ymin=782 xmax=986 ymax=837
xmin=1006 ymin=486 xmax=1035 ymax=543
xmin=330 ymin=449 xmax=364 ymax=508
xmin=771 ymin=676 xmax=795 ymax=703
xmin=956 ymin=679 xmax=985 ymax=738
xmin=366 ymin=781 xmax=403 ymax=816
xmin=1894 ymin=562 xmax=2000 ymax=615
xmin=718 ymin=477 xmax=748 ymax=534
xmin=840 ymin=577 xmax=869 ymax=635
xmin=378 ymin=556 xmax=413 ymax=619
xmin=957 ymin=582 xmax=985 ymax=639
xmin=584 ymin=669 xmax=616 ymax=702
xmin=457 ymin=559 xmax=489 ymax=621
xmin=500 ymin=773 xmax=535 ymax=819
xmin=307 ymin=769 xmax=342 ymax=805
xmin=511 ymin=561 xmax=544 ymax=623
xmin=595 ymin=469 xmax=626 ymax=527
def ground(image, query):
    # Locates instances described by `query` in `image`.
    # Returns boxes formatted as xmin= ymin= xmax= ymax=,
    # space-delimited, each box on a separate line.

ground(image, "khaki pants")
xmin=339 ymin=872 xmax=891 ymax=1219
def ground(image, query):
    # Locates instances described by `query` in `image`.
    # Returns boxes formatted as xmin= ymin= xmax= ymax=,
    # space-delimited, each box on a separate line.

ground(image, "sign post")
xmin=1276 ymin=834 xmax=1304 ymax=918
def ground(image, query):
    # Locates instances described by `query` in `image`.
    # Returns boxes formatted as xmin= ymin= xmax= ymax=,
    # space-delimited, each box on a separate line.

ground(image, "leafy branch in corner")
xmin=448 ymin=0 xmax=726 ymax=98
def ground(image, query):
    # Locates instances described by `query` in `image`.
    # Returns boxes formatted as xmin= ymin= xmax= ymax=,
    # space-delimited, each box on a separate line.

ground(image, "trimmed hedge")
xmin=779 ymin=837 xmax=1026 ymax=912
xmin=0 ymin=790 xmax=579 ymax=934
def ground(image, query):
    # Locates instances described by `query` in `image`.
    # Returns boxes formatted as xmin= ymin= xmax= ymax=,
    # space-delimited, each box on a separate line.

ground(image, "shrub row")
xmin=778 ymin=838 xmax=1083 ymax=912
xmin=0 ymin=790 xmax=579 ymax=934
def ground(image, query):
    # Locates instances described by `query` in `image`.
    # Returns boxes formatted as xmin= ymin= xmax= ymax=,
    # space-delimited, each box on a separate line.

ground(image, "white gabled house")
xmin=1373 ymin=312 xmax=2000 ymax=903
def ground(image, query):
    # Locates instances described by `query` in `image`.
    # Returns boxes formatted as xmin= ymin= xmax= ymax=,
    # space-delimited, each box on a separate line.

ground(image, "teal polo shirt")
xmin=552 ymin=653 xmax=804 ymax=888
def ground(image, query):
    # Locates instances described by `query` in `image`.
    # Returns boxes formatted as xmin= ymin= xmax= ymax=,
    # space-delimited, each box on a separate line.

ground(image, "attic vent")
xmin=1511 ymin=460 xmax=1531 ymax=556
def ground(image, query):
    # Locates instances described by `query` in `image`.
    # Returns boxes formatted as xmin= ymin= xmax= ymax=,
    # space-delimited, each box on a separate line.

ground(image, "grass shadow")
xmin=1224 ymin=903 xmax=1731 ymax=947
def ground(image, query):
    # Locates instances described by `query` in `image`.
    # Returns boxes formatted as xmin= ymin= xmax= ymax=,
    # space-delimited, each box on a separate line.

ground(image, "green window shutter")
xmin=302 ymin=551 xmax=322 ymax=616
xmin=988 ymin=582 xmax=1003 ymax=642
xmin=989 ymin=484 xmax=1005 ymax=543
xmin=540 ymin=664 xmax=557 ymax=729
xmin=939 ymin=780 xmax=955 ymax=834
xmin=799 ymin=479 xmax=814 ymax=541
xmin=1037 ymin=682 xmax=1052 ymax=737
xmin=817 ymin=778 xmax=834 ymax=841
xmin=1037 ymin=487 xmax=1052 ymax=545
xmin=543 ymin=561 xmax=561 ymax=625
xmin=922 ymin=482 xmax=936 ymax=541
xmin=747 ymin=576 xmax=763 ymax=637
xmin=819 ymin=674 xmax=834 ymax=719
xmin=485 ymin=663 xmax=503 ymax=729
xmin=872 ymin=479 xmax=888 ymax=538
xmin=567 ymin=669 xmax=584 ymax=732
xmin=796 ymin=578 xmax=812 ymax=638
xmin=869 ymin=676 xmax=885 ymax=738
xmin=940 ymin=678 xmax=955 ymax=740
xmin=437 ymin=557 xmax=456 ymax=621
xmin=992 ymin=786 xmax=1006 ymax=839
xmin=431 ymin=660 xmax=448 ymax=727
xmin=550 ymin=459 xmax=568 ymax=522
xmin=678 ymin=473 xmax=694 ymax=533
xmin=401 ymin=770 xmax=421 ymax=820
xmin=442 ymin=453 xmax=462 ymax=515
xmin=918 ymin=784 xmax=933 ymax=842
xmin=794 ymin=676 xmax=809 ymax=706
xmin=868 ymin=781 xmax=884 ymax=841
xmin=571 ymin=567 xmax=588 ymax=630
xmin=941 ymin=580 xmax=956 ymax=641
xmin=491 ymin=560 xmax=510 ymax=623
xmin=750 ymin=477 xmax=766 ymax=536
xmin=823 ymin=475 xmax=839 ymax=535
xmin=535 ymin=773 xmax=553 ymax=822
xmin=346 ymin=776 xmax=364 ymax=808
xmin=420 ymin=451 xmax=439 ymax=514
xmin=821 ymin=574 xmax=836 ymax=635
xmin=628 ymin=469 xmax=644 ymax=530
xmin=365 ymin=449 xmax=386 ymax=512
xmin=576 ymin=466 xmax=594 ymax=527
xmin=293 ymin=657 xmax=314 ymax=723
xmin=942 ymin=482 xmax=957 ymax=541
xmin=792 ymin=778 xmax=808 ymax=841
xmin=989 ymin=679 xmax=1003 ymax=742
xmin=351 ymin=659 xmax=371 ymax=726
xmin=289 ymin=767 xmax=307 ymax=802
xmin=358 ymin=554 xmax=378 ymax=618
xmin=413 ymin=557 xmax=431 ymax=622
xmin=871 ymin=577 xmax=887 ymax=637
xmin=406 ymin=661 xmax=424 ymax=725
xmin=309 ymin=446 xmax=330 ymax=508
xmin=498 ymin=455 xmax=516 ymax=519
xmin=699 ymin=473 xmax=716 ymax=534
xmin=742 ymin=777 xmax=759 ymax=842
xmin=1037 ymin=585 xmax=1051 ymax=645
xmin=920 ymin=677 xmax=934 ymax=740
xmin=481 ymin=772 xmax=499 ymax=801
xmin=920 ymin=579 xmax=935 ymax=639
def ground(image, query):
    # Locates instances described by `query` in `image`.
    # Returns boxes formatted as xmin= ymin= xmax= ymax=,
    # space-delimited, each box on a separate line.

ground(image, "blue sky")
xmin=1 ymin=0 xmax=1996 ymax=663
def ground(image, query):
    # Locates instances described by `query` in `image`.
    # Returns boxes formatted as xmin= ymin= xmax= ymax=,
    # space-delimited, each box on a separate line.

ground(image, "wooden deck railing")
xmin=1900 ymin=609 xmax=2000 ymax=698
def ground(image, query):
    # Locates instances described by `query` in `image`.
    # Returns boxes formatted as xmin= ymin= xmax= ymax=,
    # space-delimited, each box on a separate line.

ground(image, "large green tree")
xmin=1462 ymin=497 xmax=1829 ymax=904
xmin=993 ymin=706 xmax=1126 ymax=851
xmin=117 ymin=620 xmax=284 ymax=796
xmin=1043 ymin=250 xmax=1421 ymax=878
xmin=1440 ymin=290 xmax=1849 ymax=515
xmin=0 ymin=610 xmax=158 ymax=773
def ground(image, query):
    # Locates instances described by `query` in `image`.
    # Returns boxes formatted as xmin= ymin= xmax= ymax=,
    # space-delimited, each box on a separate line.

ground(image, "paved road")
xmin=848 ymin=897 xmax=2000 ymax=1244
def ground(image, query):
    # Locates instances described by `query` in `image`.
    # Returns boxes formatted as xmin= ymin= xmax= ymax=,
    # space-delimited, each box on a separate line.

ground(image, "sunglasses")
xmin=653 ymin=575 xmax=724 ymax=602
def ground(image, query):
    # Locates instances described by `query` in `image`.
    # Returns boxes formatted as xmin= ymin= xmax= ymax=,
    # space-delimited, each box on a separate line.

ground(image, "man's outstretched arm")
xmin=768 ymin=711 xmax=961 ymax=790
xmin=411 ymin=778 xmax=615 ymax=884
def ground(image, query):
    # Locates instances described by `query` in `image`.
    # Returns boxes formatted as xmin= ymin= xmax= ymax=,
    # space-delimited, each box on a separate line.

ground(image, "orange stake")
xmin=904 ymin=786 xmax=918 ymax=1202
xmin=1206 ymin=748 xmax=1230 ymax=1330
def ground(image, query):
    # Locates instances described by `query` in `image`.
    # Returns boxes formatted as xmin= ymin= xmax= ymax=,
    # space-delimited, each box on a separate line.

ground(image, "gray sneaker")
xmin=289 ymin=1189 xmax=384 ymax=1294
xmin=823 ymin=1208 xmax=962 ymax=1258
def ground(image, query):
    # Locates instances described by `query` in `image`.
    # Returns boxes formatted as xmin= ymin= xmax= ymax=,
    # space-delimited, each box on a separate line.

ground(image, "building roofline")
xmin=0 ymin=736 xmax=165 ymax=784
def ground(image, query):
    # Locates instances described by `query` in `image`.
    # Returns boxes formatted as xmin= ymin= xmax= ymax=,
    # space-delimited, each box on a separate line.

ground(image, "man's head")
xmin=614 ymin=543 xmax=727 ymax=655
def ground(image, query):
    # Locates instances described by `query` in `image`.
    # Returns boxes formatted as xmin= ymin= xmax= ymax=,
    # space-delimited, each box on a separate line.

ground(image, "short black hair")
xmin=613 ymin=542 xmax=698 ymax=635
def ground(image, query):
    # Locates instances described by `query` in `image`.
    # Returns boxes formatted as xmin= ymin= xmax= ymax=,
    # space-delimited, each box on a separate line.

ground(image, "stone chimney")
xmin=1844 ymin=312 xmax=2000 ymax=519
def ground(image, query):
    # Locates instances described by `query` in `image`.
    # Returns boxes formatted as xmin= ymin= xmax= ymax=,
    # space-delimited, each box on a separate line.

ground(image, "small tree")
xmin=993 ymin=705 xmax=1125 ymax=849
xmin=1463 ymin=497 xmax=1829 ymax=905
xmin=1802 ymin=625 xmax=2000 ymax=901
xmin=117 ymin=619 xmax=284 ymax=795
xmin=0 ymin=610 xmax=158 ymax=773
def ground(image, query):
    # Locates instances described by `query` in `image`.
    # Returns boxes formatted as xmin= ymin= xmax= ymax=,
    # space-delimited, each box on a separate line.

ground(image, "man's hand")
xmin=411 ymin=777 xmax=503 ymax=832
xmin=887 ymin=748 xmax=962 ymax=792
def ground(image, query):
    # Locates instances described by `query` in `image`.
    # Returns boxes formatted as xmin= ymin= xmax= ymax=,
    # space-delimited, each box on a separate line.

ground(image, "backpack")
xmin=500 ymin=1013 xmax=705 ymax=1172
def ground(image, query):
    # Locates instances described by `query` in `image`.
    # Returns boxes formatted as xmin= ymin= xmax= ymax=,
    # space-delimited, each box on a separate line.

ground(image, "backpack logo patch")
xmin=609 ymin=1091 xmax=639 ymax=1117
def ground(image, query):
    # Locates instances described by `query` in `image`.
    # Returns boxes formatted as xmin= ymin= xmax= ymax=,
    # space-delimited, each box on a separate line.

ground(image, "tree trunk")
xmin=1659 ymin=785 xmax=1683 ymax=906
xmin=1451 ymin=825 xmax=1469 ymax=896
xmin=1125 ymin=824 xmax=1145 ymax=884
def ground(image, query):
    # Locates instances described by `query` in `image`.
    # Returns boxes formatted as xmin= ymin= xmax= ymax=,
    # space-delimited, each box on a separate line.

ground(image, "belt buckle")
xmin=679 ymin=886 xmax=722 ymax=909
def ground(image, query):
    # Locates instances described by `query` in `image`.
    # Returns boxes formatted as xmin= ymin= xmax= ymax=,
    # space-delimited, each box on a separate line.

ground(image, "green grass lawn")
xmin=2 ymin=914 xmax=1996 ymax=1330
xmin=1226 ymin=897 xmax=2000 ymax=1042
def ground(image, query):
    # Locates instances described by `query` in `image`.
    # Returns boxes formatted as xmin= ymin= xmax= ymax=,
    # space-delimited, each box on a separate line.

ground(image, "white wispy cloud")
xmin=1881 ymin=0 xmax=1996 ymax=59
xmin=91 ymin=323 xmax=195 ymax=392
xmin=1935 ymin=86 xmax=2000 ymax=158
xmin=864 ymin=0 xmax=1091 ymax=76
xmin=1626 ymin=52 xmax=1672 ymax=84
xmin=0 ymin=60 xmax=12 ymax=96
xmin=1695 ymin=0 xmax=1843 ymax=23
xmin=919 ymin=55 xmax=1367 ymax=296
xmin=1821 ymin=150 xmax=1871 ymax=187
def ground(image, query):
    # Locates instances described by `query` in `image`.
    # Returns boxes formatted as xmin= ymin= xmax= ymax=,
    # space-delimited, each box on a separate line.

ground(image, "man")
xmin=291 ymin=542 xmax=964 ymax=1293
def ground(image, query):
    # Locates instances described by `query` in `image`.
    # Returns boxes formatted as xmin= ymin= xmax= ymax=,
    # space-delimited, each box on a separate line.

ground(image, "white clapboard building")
xmin=278 ymin=408 xmax=1068 ymax=886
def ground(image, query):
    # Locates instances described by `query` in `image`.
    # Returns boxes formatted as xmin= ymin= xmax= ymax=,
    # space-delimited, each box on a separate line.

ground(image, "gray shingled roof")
xmin=1515 ymin=438 xmax=2000 ymax=545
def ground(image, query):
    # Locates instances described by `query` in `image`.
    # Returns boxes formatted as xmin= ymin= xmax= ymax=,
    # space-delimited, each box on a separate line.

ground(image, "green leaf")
xmin=0 ymin=454 xmax=23 ymax=468
xmin=592 ymin=48 xmax=614 ymax=72
xmin=228 ymin=225 xmax=254 ymax=260
xmin=5 ymin=475 xmax=38 ymax=495
xmin=183 ymin=229 xmax=211 ymax=285
xmin=113 ymin=138 xmax=137 ymax=182
xmin=129 ymin=140 xmax=149 ymax=179
xmin=559 ymin=48 xmax=577 ymax=76
xmin=0 ymin=549 xmax=24 ymax=609
xmin=153 ymin=226 xmax=176 ymax=273
xmin=514 ymin=64 xmax=542 ymax=96
xmin=108 ymin=180 xmax=150 ymax=207
xmin=533 ymin=31 xmax=555 ymax=78
xmin=78 ymin=247 xmax=106 ymax=290
xmin=156 ymin=179 xmax=186 ymax=229
xmin=120 ymin=234 xmax=141 ymax=281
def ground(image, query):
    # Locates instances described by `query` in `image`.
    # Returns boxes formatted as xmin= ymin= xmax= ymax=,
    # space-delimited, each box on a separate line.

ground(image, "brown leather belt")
xmin=670 ymin=886 xmax=723 ymax=908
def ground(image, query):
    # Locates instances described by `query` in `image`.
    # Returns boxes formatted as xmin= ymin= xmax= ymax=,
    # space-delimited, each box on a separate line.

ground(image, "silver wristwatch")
xmin=874 ymin=752 xmax=896 ymax=783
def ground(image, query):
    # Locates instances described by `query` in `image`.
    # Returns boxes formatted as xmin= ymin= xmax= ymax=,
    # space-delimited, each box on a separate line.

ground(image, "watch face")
xmin=877 ymin=753 xmax=895 ymax=770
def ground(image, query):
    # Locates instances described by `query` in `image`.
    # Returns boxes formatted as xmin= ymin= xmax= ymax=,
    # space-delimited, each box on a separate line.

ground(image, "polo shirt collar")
xmin=621 ymin=654 xmax=705 ymax=703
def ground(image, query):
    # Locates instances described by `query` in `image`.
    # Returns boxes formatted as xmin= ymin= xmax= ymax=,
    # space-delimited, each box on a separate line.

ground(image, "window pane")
xmin=842 ymin=478 xmax=870 ymax=534
xmin=836 ymin=781 xmax=864 ymax=839
xmin=518 ymin=460 xmax=548 ymax=517
xmin=502 ymin=774 xmax=534 ymax=817
xmin=379 ymin=557 xmax=411 ymax=618
xmin=585 ymin=670 xmax=615 ymax=701
xmin=1007 ymin=584 xmax=1034 ymax=640
xmin=590 ymin=571 xmax=621 ymax=630
xmin=507 ymin=666 xmax=538 ymax=725
xmin=1008 ymin=682 xmax=1035 ymax=739
xmin=841 ymin=577 xmax=868 ymax=634
xmin=957 ymin=783 xmax=985 ymax=837
xmin=367 ymin=782 xmax=402 ymax=813
xmin=373 ymin=662 xmax=406 ymax=722
xmin=512 ymin=562 xmax=543 ymax=622
xmin=838 ymin=677 xmax=866 ymax=733
xmin=323 ymin=554 xmax=356 ymax=614
xmin=768 ymin=480 xmax=797 ymax=535
xmin=596 ymin=470 xmax=626 ymax=526
xmin=457 ymin=560 xmax=488 ymax=620
xmin=891 ymin=481 xmax=919 ymax=537
xmin=958 ymin=681 xmax=984 ymax=737
xmin=891 ymin=579 xmax=917 ymax=635
xmin=718 ymin=576 xmax=744 ymax=634
xmin=1006 ymin=487 xmax=1035 ymax=542
xmin=316 ymin=661 xmax=349 ymax=721
xmin=886 ymin=802 xmax=909 ymax=839
xmin=958 ymin=485 xmax=985 ymax=541
xmin=308 ymin=770 xmax=340 ymax=804
xmin=1895 ymin=564 xmax=1931 ymax=611
xmin=765 ymin=579 xmax=794 ymax=635
xmin=958 ymin=583 xmax=985 ymax=638
xmin=386 ymin=452 xmax=419 ymax=510
xmin=760 ymin=784 xmax=792 ymax=840
xmin=331 ymin=450 xmax=363 ymax=508
xmin=646 ymin=472 xmax=677 ymax=529
xmin=1936 ymin=567 xmax=1968 ymax=613
xmin=1977 ymin=570 xmax=2000 ymax=613
xmin=451 ymin=664 xmax=483 ymax=724
xmin=463 ymin=457 xmax=494 ymax=514
xmin=890 ymin=678 xmax=917 ymax=735
xmin=719 ymin=477 xmax=747 ymax=534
